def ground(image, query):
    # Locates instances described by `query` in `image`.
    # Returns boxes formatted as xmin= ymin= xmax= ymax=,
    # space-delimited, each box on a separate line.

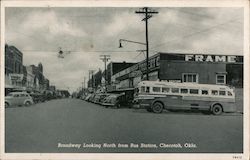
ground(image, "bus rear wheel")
xmin=152 ymin=102 xmax=163 ymax=113
xmin=212 ymin=104 xmax=223 ymax=115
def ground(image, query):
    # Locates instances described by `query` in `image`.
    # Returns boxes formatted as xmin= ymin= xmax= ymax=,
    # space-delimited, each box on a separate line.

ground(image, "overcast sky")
xmin=5 ymin=7 xmax=244 ymax=92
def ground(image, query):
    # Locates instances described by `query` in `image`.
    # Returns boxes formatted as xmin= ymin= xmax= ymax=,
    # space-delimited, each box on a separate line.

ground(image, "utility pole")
xmin=135 ymin=7 xmax=158 ymax=80
xmin=81 ymin=82 xmax=84 ymax=94
xmin=88 ymin=70 xmax=95 ymax=90
xmin=84 ymin=77 xmax=86 ymax=89
xmin=100 ymin=55 xmax=111 ymax=93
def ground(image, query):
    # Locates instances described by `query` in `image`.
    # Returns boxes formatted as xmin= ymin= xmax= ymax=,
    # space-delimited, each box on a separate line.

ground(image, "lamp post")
xmin=118 ymin=39 xmax=148 ymax=79
xmin=119 ymin=39 xmax=146 ymax=48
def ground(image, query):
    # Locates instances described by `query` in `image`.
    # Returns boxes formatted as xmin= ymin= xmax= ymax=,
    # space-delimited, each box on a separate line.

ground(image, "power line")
xmin=151 ymin=17 xmax=241 ymax=50
xmin=20 ymin=50 xmax=139 ymax=53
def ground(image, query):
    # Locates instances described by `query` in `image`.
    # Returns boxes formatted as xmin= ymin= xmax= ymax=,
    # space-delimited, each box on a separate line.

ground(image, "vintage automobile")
xmin=29 ymin=92 xmax=46 ymax=103
xmin=101 ymin=93 xmax=127 ymax=108
xmin=5 ymin=92 xmax=34 ymax=107
xmin=84 ymin=94 xmax=92 ymax=101
xmin=88 ymin=94 xmax=96 ymax=102
xmin=93 ymin=93 xmax=110 ymax=104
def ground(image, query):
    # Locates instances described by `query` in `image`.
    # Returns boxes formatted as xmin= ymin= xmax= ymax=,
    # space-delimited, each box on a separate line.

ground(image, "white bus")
xmin=133 ymin=81 xmax=236 ymax=115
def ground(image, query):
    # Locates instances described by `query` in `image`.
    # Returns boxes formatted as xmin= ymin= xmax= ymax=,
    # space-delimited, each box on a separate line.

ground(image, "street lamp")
xmin=118 ymin=39 xmax=150 ymax=80
xmin=119 ymin=39 xmax=146 ymax=48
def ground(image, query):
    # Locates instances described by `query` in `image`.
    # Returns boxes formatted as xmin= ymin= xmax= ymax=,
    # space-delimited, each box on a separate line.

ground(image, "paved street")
xmin=5 ymin=98 xmax=243 ymax=153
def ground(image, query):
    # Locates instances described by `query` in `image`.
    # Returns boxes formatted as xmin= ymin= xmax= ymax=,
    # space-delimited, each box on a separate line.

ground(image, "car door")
xmin=12 ymin=94 xmax=20 ymax=105
xmin=19 ymin=94 xmax=26 ymax=105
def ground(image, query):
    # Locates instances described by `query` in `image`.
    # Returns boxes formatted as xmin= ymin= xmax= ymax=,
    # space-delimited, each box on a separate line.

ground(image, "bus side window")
xmin=141 ymin=86 xmax=145 ymax=93
xmin=146 ymin=87 xmax=150 ymax=93
xmin=227 ymin=91 xmax=233 ymax=96
xmin=162 ymin=87 xmax=170 ymax=93
xmin=153 ymin=87 xmax=161 ymax=92
xmin=171 ymin=88 xmax=179 ymax=93
xmin=211 ymin=90 xmax=218 ymax=95
xmin=181 ymin=88 xmax=188 ymax=94
xmin=219 ymin=91 xmax=226 ymax=96
xmin=202 ymin=90 xmax=208 ymax=95
xmin=190 ymin=89 xmax=199 ymax=94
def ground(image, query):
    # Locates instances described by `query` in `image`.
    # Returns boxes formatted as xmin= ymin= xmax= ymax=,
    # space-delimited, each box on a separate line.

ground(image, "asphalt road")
xmin=5 ymin=98 xmax=243 ymax=153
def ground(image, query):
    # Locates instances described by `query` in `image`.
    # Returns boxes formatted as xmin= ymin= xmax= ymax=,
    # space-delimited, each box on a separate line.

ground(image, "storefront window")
xmin=182 ymin=73 xmax=198 ymax=83
xmin=216 ymin=74 xmax=226 ymax=84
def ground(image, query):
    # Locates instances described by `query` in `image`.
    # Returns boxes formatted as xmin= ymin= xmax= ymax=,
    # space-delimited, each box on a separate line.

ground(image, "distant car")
xmin=30 ymin=93 xmax=46 ymax=103
xmin=81 ymin=95 xmax=86 ymax=100
xmin=5 ymin=92 xmax=34 ymax=107
xmin=101 ymin=93 xmax=127 ymax=108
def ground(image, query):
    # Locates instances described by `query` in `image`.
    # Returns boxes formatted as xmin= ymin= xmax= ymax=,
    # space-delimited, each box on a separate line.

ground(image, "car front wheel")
xmin=25 ymin=101 xmax=32 ymax=106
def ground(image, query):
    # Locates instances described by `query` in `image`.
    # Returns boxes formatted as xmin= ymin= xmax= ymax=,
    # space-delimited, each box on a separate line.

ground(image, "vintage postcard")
xmin=0 ymin=0 xmax=249 ymax=160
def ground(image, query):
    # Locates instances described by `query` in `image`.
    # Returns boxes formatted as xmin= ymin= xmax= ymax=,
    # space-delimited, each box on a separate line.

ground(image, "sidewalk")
xmin=235 ymin=88 xmax=243 ymax=113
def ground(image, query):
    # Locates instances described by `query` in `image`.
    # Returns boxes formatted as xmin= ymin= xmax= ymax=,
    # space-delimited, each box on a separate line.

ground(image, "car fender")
xmin=5 ymin=100 xmax=11 ymax=106
xmin=23 ymin=99 xmax=33 ymax=105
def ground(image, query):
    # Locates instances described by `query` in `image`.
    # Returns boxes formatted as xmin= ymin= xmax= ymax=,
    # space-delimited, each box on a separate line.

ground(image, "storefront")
xmin=5 ymin=73 xmax=26 ymax=95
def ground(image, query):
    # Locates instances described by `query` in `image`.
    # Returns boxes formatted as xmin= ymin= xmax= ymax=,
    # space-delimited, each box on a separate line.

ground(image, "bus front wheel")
xmin=152 ymin=102 xmax=163 ymax=113
xmin=212 ymin=104 xmax=223 ymax=115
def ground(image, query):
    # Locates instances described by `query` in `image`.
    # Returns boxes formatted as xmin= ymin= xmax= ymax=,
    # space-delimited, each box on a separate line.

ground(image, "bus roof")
xmin=138 ymin=81 xmax=233 ymax=90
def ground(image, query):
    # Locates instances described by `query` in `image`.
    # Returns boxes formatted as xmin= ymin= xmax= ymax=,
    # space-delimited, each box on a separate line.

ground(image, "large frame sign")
xmin=185 ymin=55 xmax=242 ymax=63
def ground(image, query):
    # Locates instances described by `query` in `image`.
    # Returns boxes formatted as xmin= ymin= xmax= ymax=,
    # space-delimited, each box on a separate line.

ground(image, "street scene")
xmin=4 ymin=6 xmax=244 ymax=153
xmin=5 ymin=96 xmax=243 ymax=153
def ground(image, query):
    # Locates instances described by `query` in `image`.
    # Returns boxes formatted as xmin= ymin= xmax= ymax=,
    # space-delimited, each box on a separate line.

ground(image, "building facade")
xmin=111 ymin=53 xmax=243 ymax=92
xmin=87 ymin=62 xmax=135 ymax=92
xmin=5 ymin=44 xmax=24 ymax=89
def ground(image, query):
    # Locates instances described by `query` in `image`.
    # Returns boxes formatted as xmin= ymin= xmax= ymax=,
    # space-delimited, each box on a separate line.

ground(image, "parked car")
xmin=88 ymin=94 xmax=96 ymax=102
xmin=101 ymin=93 xmax=127 ymax=108
xmin=5 ymin=92 xmax=34 ymax=107
xmin=93 ymin=93 xmax=110 ymax=104
xmin=30 ymin=93 xmax=46 ymax=103
xmin=80 ymin=94 xmax=86 ymax=100
xmin=84 ymin=94 xmax=92 ymax=101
